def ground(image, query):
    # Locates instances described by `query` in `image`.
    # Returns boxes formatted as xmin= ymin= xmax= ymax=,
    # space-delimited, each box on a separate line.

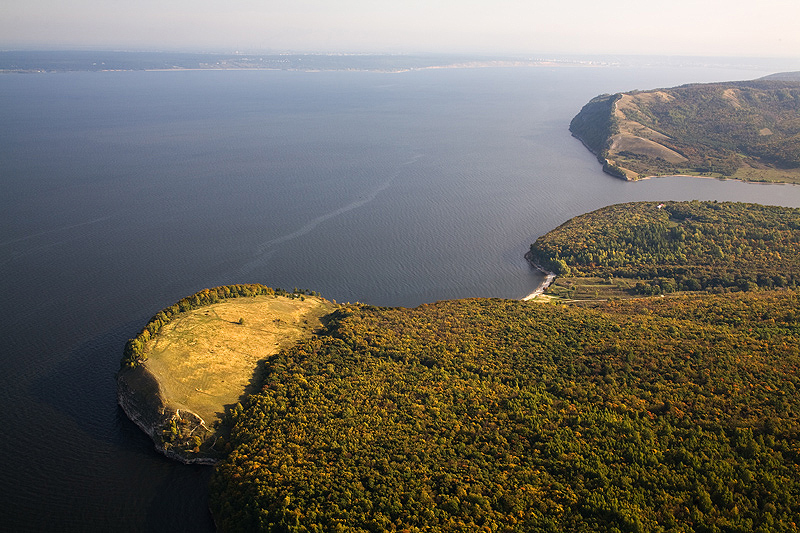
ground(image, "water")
xmin=2 ymin=62 xmax=800 ymax=531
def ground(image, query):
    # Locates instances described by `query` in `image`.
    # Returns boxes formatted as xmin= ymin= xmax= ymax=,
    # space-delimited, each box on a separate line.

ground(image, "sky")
xmin=2 ymin=0 xmax=799 ymax=58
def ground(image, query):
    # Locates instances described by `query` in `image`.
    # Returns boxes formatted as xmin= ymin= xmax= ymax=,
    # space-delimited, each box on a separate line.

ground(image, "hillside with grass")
xmin=117 ymin=285 xmax=336 ymax=463
xmin=570 ymin=75 xmax=800 ymax=182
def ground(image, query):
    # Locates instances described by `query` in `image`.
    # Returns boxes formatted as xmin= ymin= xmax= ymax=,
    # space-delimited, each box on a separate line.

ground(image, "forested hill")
xmin=569 ymin=75 xmax=800 ymax=183
xmin=211 ymin=292 xmax=800 ymax=532
xmin=208 ymin=200 xmax=800 ymax=532
xmin=530 ymin=200 xmax=800 ymax=296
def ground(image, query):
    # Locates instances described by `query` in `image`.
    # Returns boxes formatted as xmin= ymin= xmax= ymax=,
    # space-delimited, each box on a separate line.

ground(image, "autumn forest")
xmin=194 ymin=202 xmax=800 ymax=532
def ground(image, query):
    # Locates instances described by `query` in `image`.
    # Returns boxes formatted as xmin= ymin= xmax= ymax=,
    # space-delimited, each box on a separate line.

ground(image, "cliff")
xmin=117 ymin=287 xmax=335 ymax=465
xmin=570 ymin=75 xmax=800 ymax=183
xmin=117 ymin=365 xmax=218 ymax=464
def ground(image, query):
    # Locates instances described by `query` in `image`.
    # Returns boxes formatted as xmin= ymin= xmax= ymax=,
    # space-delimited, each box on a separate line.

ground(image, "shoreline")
xmin=117 ymin=366 xmax=218 ymax=465
xmin=638 ymin=173 xmax=798 ymax=185
xmin=522 ymin=251 xmax=556 ymax=301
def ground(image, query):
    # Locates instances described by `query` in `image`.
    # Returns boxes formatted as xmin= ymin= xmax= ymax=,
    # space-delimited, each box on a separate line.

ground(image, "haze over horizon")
xmin=2 ymin=0 xmax=799 ymax=59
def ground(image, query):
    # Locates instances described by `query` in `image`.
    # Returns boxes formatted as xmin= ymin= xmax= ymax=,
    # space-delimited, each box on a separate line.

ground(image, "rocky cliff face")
xmin=117 ymin=366 xmax=218 ymax=465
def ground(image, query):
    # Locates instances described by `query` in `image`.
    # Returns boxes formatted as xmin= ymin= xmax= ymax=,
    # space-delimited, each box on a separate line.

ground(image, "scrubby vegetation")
xmin=210 ymin=291 xmax=800 ymax=532
xmin=530 ymin=201 xmax=800 ymax=297
xmin=570 ymin=77 xmax=800 ymax=182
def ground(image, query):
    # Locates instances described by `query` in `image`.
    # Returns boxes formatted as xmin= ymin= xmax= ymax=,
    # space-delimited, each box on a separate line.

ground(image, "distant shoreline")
xmin=2 ymin=61 xmax=591 ymax=75
xmin=0 ymin=50 xmax=622 ymax=75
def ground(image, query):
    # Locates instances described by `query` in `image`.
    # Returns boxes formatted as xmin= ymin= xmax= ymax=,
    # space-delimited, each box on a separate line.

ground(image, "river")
xmin=2 ymin=59 xmax=800 ymax=531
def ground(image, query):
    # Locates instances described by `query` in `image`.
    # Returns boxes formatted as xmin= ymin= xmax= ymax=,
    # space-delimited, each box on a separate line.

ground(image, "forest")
xmin=210 ymin=292 xmax=800 ymax=532
xmin=205 ymin=202 xmax=800 ymax=532
xmin=570 ymin=77 xmax=800 ymax=182
xmin=529 ymin=201 xmax=800 ymax=296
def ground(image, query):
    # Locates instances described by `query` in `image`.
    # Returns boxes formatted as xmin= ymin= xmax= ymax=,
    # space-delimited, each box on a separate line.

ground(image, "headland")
xmin=117 ymin=287 xmax=335 ymax=463
xmin=570 ymin=75 xmax=800 ymax=184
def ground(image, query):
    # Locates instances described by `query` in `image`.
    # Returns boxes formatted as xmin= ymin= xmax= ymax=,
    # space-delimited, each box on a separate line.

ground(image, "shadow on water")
xmin=28 ymin=323 xmax=216 ymax=532
xmin=115 ymin=408 xmax=216 ymax=532
xmin=30 ymin=321 xmax=145 ymax=444
xmin=27 ymin=308 xmax=341 ymax=532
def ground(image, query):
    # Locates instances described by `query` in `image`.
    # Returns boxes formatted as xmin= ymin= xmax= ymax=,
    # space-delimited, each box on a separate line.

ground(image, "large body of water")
xmin=3 ymin=61 xmax=800 ymax=531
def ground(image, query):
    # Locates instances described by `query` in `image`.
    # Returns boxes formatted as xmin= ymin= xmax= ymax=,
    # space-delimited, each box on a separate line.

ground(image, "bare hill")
xmin=570 ymin=75 xmax=800 ymax=183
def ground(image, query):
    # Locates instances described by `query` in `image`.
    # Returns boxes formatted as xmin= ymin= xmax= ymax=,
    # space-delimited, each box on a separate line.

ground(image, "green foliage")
xmin=530 ymin=201 xmax=800 ymax=295
xmin=139 ymin=201 xmax=800 ymax=531
xmin=210 ymin=291 xmax=800 ymax=532
xmin=636 ymin=80 xmax=800 ymax=172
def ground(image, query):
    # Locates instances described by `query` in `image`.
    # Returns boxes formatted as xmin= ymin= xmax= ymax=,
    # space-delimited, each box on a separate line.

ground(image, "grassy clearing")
xmin=544 ymin=276 xmax=637 ymax=302
xmin=732 ymin=165 xmax=800 ymax=184
xmin=141 ymin=294 xmax=336 ymax=455
xmin=543 ymin=276 xmax=706 ymax=305
xmin=610 ymin=133 xmax=687 ymax=164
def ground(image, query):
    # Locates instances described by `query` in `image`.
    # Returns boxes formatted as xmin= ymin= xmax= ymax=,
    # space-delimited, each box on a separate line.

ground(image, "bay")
xmin=2 ymin=62 xmax=800 ymax=531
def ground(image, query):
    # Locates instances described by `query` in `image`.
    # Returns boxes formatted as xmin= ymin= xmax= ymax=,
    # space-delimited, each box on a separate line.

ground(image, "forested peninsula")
xmin=531 ymin=200 xmax=800 ymax=300
xmin=120 ymin=201 xmax=800 ymax=531
xmin=569 ymin=74 xmax=800 ymax=183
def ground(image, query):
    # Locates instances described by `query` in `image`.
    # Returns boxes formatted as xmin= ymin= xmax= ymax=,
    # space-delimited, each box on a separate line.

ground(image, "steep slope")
xmin=118 ymin=285 xmax=335 ymax=463
xmin=570 ymin=75 xmax=800 ymax=182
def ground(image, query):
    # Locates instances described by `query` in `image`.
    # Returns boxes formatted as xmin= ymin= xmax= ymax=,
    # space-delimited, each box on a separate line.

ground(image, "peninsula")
xmin=119 ymin=202 xmax=800 ymax=531
xmin=117 ymin=285 xmax=335 ymax=463
xmin=570 ymin=73 xmax=800 ymax=183
xmin=529 ymin=200 xmax=800 ymax=300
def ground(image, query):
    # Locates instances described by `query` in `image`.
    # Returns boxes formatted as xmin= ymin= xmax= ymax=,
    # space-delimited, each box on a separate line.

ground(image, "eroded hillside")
xmin=570 ymin=76 xmax=800 ymax=182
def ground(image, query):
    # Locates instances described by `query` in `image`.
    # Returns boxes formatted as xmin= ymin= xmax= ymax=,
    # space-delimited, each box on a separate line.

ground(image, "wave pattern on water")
xmin=3 ymin=64 xmax=800 ymax=532
xmin=233 ymin=154 xmax=424 ymax=280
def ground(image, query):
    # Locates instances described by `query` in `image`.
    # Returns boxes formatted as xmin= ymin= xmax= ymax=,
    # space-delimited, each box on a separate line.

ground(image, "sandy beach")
xmin=522 ymin=252 xmax=556 ymax=300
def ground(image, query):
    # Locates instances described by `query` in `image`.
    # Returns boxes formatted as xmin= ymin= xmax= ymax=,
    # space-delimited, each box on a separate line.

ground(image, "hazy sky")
xmin=2 ymin=0 xmax=799 ymax=57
